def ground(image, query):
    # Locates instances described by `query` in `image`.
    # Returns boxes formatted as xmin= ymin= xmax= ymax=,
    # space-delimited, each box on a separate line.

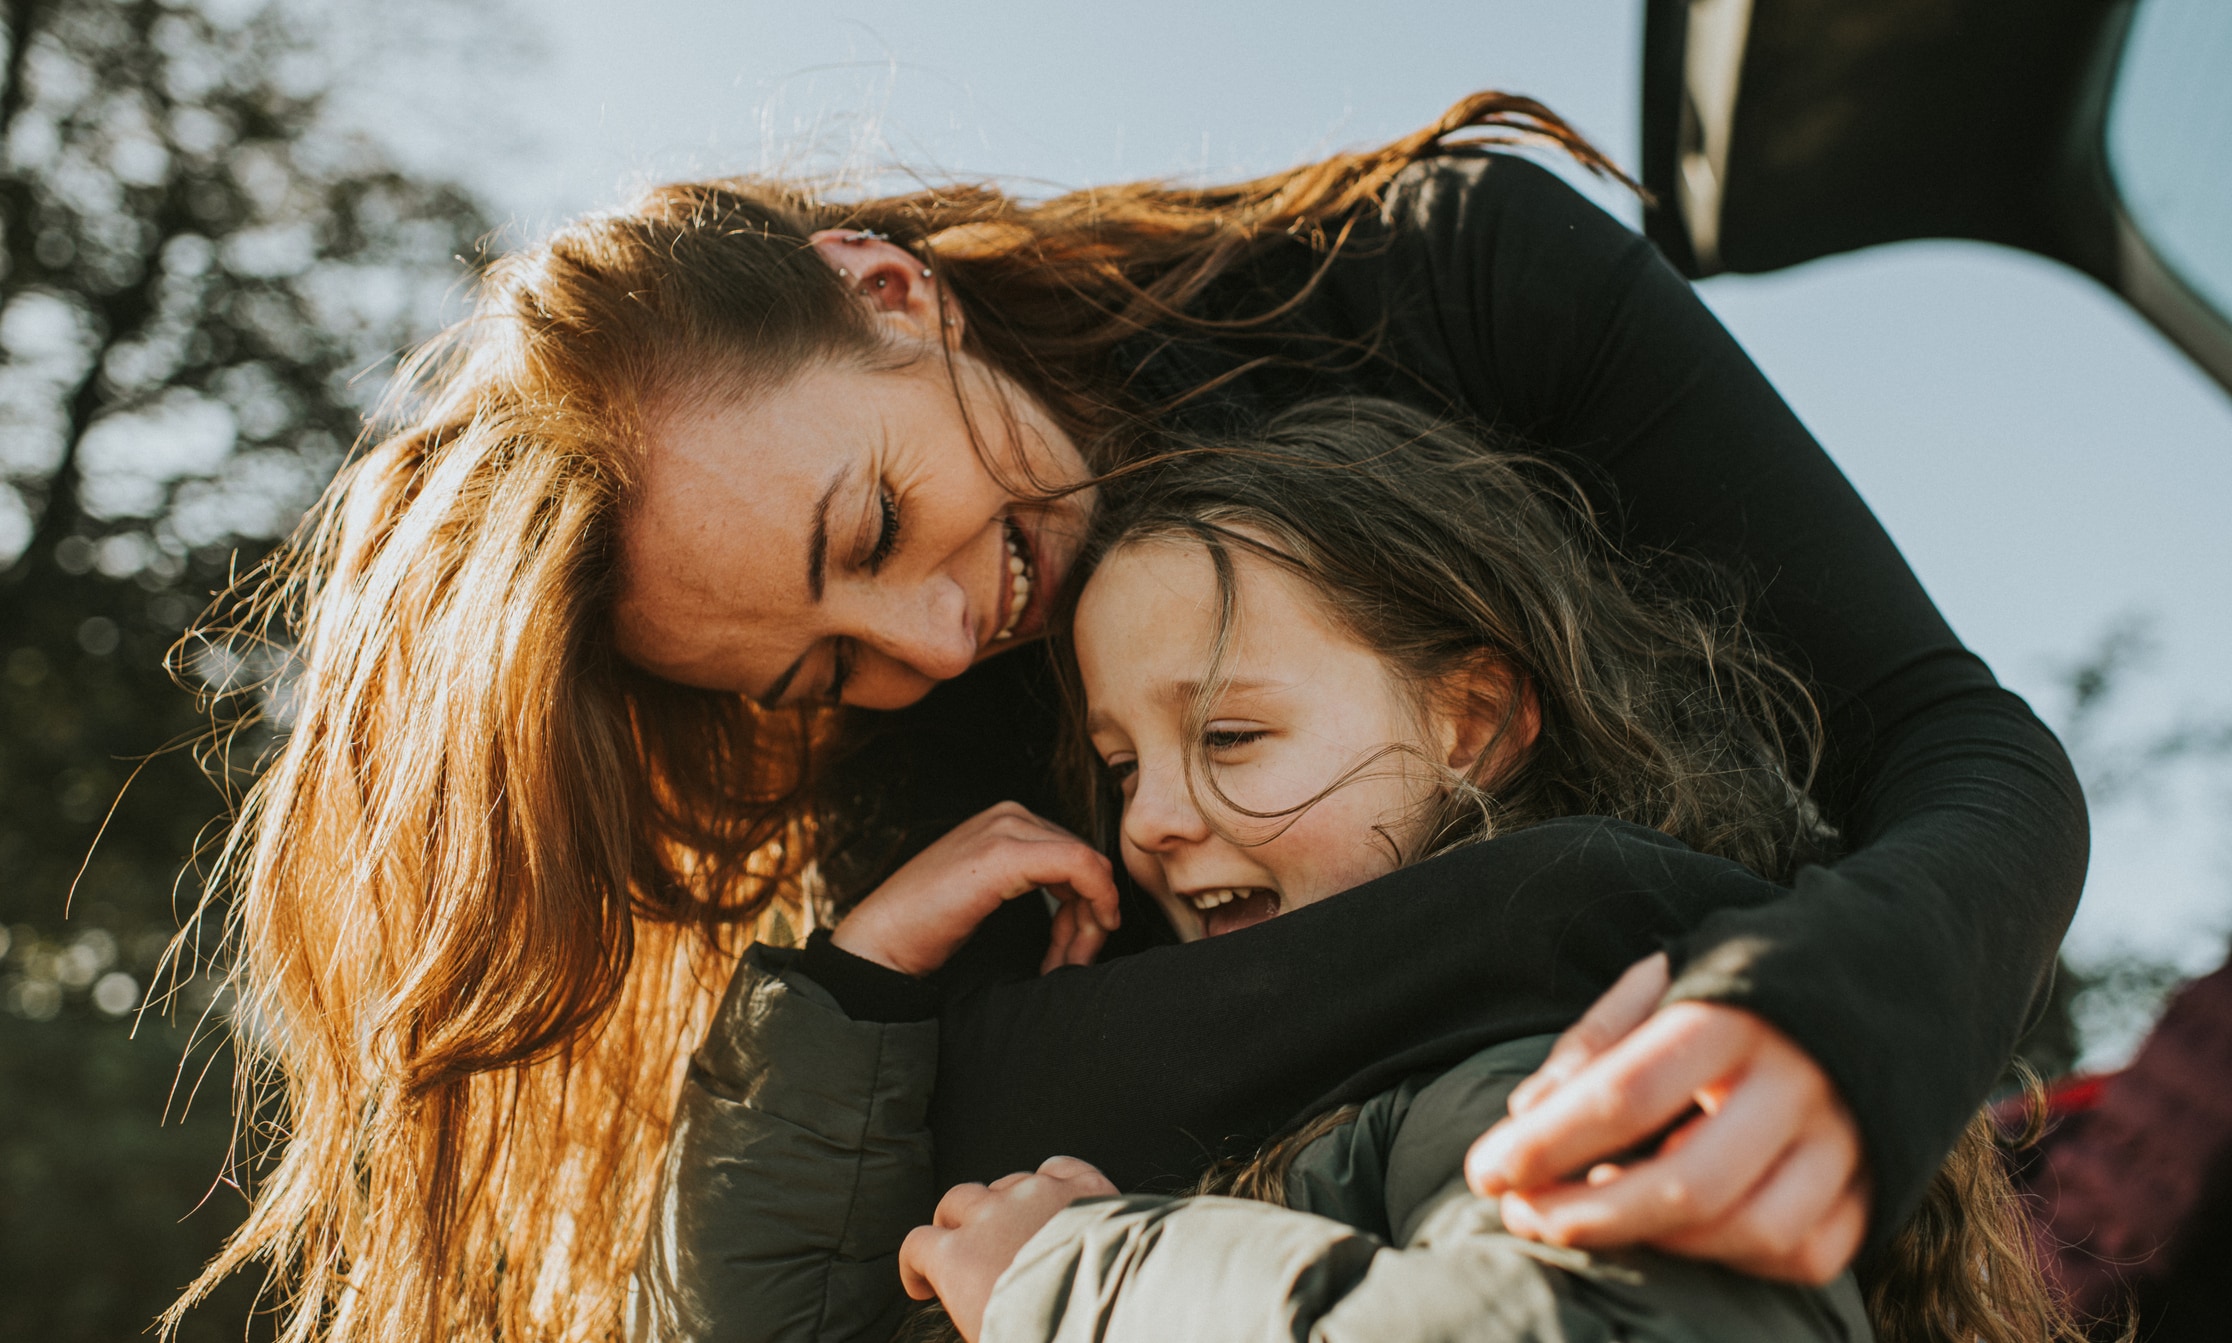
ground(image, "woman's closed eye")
xmin=1100 ymin=753 xmax=1138 ymax=782
xmin=866 ymin=483 xmax=902 ymax=572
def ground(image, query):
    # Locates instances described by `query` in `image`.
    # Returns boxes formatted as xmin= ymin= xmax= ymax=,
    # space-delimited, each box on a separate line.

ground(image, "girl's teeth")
xmin=1188 ymin=888 xmax=1259 ymax=910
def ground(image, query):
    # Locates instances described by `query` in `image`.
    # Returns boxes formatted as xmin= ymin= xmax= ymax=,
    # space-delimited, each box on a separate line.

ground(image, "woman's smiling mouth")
xmin=992 ymin=516 xmax=1039 ymax=644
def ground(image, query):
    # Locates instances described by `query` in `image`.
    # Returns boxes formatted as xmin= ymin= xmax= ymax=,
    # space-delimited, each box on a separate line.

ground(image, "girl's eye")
xmin=1204 ymin=728 xmax=1267 ymax=751
xmin=867 ymin=485 xmax=902 ymax=572
xmin=1102 ymin=757 xmax=1138 ymax=781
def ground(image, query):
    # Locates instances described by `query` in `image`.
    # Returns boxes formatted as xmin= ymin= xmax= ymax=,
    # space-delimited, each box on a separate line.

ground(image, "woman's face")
xmin=1077 ymin=536 xmax=1469 ymax=940
xmin=614 ymin=240 xmax=1096 ymax=710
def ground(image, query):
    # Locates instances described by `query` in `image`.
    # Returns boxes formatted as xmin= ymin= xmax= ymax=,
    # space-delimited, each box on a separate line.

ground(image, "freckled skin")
xmin=1076 ymin=538 xmax=1474 ymax=940
xmin=611 ymin=237 xmax=1095 ymax=711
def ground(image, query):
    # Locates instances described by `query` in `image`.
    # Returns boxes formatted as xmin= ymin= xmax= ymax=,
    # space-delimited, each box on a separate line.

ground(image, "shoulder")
xmin=1417 ymin=814 xmax=1750 ymax=888
xmin=1279 ymin=1038 xmax=1553 ymax=1238
xmin=1302 ymin=150 xmax=1663 ymax=434
xmin=1382 ymin=150 xmax=1606 ymax=229
xmin=1377 ymin=1035 xmax=1558 ymax=1226
xmin=1373 ymin=150 xmax=1649 ymax=272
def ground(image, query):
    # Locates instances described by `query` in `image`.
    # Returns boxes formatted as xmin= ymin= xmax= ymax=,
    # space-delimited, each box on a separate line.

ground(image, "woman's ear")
xmin=807 ymin=229 xmax=962 ymax=344
xmin=1437 ymin=658 xmax=1540 ymax=788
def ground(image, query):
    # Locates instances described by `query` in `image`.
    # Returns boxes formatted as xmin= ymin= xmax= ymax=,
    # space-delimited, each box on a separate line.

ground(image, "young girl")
xmin=635 ymin=398 xmax=2072 ymax=1343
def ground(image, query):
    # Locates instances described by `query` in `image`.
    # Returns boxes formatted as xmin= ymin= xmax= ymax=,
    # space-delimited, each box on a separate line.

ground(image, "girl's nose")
xmin=1122 ymin=760 xmax=1212 ymax=854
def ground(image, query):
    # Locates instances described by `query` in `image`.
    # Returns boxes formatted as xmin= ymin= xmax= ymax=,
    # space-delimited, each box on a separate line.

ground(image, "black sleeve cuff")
xmin=792 ymin=929 xmax=942 ymax=1023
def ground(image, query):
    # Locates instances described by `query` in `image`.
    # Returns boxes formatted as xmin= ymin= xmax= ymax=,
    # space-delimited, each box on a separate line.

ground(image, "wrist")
xmin=830 ymin=914 xmax=938 ymax=978
xmin=797 ymin=929 xmax=941 ymax=1022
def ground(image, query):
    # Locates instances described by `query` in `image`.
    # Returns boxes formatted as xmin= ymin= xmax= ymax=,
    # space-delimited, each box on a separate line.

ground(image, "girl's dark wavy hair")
xmin=1052 ymin=396 xmax=1831 ymax=881
xmin=1028 ymin=396 xmax=2088 ymax=1343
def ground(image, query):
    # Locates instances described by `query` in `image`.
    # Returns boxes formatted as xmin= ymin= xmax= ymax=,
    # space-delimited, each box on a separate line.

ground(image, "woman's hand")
xmin=831 ymin=802 xmax=1121 ymax=978
xmin=900 ymin=1157 xmax=1119 ymax=1343
xmin=1464 ymin=953 xmax=1870 ymax=1285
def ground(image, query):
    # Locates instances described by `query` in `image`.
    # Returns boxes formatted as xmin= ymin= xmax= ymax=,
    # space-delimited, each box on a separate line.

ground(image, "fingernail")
xmin=1467 ymin=1131 xmax=1513 ymax=1194
xmin=1499 ymin=1193 xmax=1543 ymax=1237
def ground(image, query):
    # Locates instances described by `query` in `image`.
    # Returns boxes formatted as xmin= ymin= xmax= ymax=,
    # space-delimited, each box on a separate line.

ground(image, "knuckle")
xmin=1650 ymin=1177 xmax=1703 ymax=1222
xmin=1588 ymin=1073 xmax=1648 ymax=1124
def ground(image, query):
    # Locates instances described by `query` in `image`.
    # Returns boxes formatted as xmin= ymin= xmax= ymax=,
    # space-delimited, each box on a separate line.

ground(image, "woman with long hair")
xmin=171 ymin=93 xmax=2083 ymax=1342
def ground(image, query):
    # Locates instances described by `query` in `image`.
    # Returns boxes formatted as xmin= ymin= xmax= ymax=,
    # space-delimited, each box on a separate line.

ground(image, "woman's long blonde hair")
xmin=168 ymin=95 xmax=1627 ymax=1341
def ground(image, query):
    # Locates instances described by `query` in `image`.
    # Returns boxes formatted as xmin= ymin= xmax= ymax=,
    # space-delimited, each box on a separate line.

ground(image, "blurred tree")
xmin=0 ymin=0 xmax=488 ymax=1337
xmin=2007 ymin=616 xmax=2232 ymax=1086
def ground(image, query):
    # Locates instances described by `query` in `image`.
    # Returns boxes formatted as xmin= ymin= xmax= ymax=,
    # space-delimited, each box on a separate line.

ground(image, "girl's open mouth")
xmin=1187 ymin=886 xmax=1281 ymax=936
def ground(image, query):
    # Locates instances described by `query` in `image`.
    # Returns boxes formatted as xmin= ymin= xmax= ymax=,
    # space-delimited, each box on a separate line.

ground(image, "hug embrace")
xmin=179 ymin=95 xmax=2090 ymax=1343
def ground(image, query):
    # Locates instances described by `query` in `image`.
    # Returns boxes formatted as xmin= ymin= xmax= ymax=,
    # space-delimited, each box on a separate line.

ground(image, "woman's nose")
xmin=1122 ymin=761 xmax=1212 ymax=854
xmin=869 ymin=574 xmax=977 ymax=683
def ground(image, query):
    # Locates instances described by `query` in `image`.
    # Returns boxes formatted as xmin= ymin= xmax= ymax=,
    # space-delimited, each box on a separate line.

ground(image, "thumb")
xmin=899 ymin=1224 xmax=945 ymax=1300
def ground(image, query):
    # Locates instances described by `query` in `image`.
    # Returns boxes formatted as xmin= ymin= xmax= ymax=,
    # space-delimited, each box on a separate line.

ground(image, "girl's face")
xmin=1076 ymin=536 xmax=1481 ymax=940
xmin=613 ymin=237 xmax=1096 ymax=711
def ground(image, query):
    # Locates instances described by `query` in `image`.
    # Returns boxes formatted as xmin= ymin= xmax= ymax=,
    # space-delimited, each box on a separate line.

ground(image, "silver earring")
xmin=836 ymin=268 xmax=850 ymax=278
xmin=850 ymin=228 xmax=889 ymax=244
xmin=920 ymin=267 xmax=933 ymax=278
xmin=874 ymin=277 xmax=888 ymax=289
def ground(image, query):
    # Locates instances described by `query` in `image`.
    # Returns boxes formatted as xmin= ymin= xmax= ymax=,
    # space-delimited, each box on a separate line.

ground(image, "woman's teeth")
xmin=1188 ymin=888 xmax=1268 ymax=911
xmin=994 ymin=525 xmax=1034 ymax=641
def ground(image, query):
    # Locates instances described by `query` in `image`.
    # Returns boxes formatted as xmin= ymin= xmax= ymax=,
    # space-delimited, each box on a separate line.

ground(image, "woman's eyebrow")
xmin=805 ymin=463 xmax=854 ymax=602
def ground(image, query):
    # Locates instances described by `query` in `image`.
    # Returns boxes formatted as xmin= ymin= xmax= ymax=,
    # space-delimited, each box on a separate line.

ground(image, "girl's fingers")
xmin=1002 ymin=843 xmax=1119 ymax=926
xmin=898 ymin=1224 xmax=944 ymax=1299
xmin=1040 ymin=883 xmax=1115 ymax=973
xmin=1057 ymin=893 xmax=1108 ymax=967
xmin=1506 ymin=953 xmax=1670 ymax=1118
xmin=933 ymin=1182 xmax=991 ymax=1229
xmin=1040 ymin=899 xmax=1080 ymax=975
xmin=1036 ymin=1154 xmax=1109 ymax=1185
xmin=1470 ymin=1002 xmax=1753 ymax=1196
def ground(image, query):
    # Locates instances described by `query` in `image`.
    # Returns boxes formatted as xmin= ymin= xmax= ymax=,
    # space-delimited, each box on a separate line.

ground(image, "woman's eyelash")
xmin=1204 ymin=728 xmax=1266 ymax=750
xmin=1103 ymin=758 xmax=1137 ymax=780
xmin=867 ymin=484 xmax=902 ymax=571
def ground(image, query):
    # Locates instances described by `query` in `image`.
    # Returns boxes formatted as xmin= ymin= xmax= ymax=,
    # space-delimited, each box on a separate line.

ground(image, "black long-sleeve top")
xmin=807 ymin=151 xmax=2087 ymax=1243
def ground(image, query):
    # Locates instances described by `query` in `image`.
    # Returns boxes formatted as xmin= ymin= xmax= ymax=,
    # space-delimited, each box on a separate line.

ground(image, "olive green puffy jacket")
xmin=635 ymin=947 xmax=1873 ymax=1343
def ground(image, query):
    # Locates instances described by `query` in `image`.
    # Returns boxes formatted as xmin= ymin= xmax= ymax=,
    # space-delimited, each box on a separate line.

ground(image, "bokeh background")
xmin=2 ymin=0 xmax=2226 ymax=1336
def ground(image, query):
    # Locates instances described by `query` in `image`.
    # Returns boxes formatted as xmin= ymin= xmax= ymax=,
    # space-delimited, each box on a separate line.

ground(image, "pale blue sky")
xmin=368 ymin=0 xmax=2232 ymax=1026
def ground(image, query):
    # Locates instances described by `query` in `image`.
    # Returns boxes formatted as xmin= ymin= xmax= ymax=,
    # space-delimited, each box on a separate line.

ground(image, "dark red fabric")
xmin=2022 ymin=956 xmax=2232 ymax=1326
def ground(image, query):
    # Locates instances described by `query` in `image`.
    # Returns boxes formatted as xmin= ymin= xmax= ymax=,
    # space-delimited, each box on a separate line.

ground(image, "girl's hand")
xmin=1464 ymin=952 xmax=1870 ymax=1286
xmin=831 ymin=802 xmax=1121 ymax=978
xmin=899 ymin=1156 xmax=1119 ymax=1343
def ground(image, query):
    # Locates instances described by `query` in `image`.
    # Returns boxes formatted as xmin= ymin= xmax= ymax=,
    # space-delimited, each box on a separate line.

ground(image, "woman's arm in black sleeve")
xmin=1374 ymin=152 xmax=2087 ymax=1238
